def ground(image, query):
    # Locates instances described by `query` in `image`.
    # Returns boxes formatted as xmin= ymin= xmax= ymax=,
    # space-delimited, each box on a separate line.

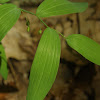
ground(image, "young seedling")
xmin=0 ymin=0 xmax=100 ymax=100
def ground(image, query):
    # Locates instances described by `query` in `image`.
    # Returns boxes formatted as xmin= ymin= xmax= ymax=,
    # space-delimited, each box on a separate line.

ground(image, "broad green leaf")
xmin=0 ymin=44 xmax=8 ymax=80
xmin=36 ymin=0 xmax=88 ymax=18
xmin=0 ymin=0 xmax=10 ymax=3
xmin=66 ymin=34 xmax=100 ymax=65
xmin=0 ymin=4 xmax=21 ymax=41
xmin=26 ymin=28 xmax=61 ymax=100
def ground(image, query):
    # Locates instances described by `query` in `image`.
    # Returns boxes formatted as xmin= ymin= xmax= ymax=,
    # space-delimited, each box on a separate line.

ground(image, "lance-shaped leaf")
xmin=0 ymin=0 xmax=10 ymax=3
xmin=66 ymin=34 xmax=100 ymax=65
xmin=36 ymin=0 xmax=88 ymax=18
xmin=26 ymin=28 xmax=61 ymax=100
xmin=0 ymin=44 xmax=8 ymax=80
xmin=0 ymin=4 xmax=21 ymax=41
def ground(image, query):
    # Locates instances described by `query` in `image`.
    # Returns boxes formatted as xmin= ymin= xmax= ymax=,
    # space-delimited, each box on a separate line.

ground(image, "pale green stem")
xmin=21 ymin=9 xmax=36 ymax=16
xmin=37 ymin=16 xmax=49 ymax=28
xmin=20 ymin=9 xmax=65 ymax=38
xmin=21 ymin=9 xmax=48 ymax=28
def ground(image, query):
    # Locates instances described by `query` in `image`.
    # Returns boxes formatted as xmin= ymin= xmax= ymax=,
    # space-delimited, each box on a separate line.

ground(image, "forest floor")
xmin=0 ymin=0 xmax=100 ymax=100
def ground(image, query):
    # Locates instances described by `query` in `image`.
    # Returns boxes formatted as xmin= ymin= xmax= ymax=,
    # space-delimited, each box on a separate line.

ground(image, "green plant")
xmin=0 ymin=0 xmax=100 ymax=100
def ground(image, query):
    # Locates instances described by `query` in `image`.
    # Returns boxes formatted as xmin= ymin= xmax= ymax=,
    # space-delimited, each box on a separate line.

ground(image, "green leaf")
xmin=0 ymin=44 xmax=8 ymax=80
xmin=66 ymin=34 xmax=100 ymax=65
xmin=0 ymin=4 xmax=21 ymax=41
xmin=26 ymin=28 xmax=61 ymax=100
xmin=36 ymin=0 xmax=88 ymax=18
xmin=0 ymin=0 xmax=10 ymax=3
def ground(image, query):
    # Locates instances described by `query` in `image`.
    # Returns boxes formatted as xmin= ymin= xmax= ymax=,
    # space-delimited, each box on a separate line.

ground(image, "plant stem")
xmin=21 ymin=9 xmax=36 ymax=16
xmin=21 ymin=9 xmax=48 ymax=28
xmin=56 ymin=31 xmax=66 ymax=39
xmin=21 ymin=9 xmax=65 ymax=38
xmin=37 ymin=16 xmax=49 ymax=28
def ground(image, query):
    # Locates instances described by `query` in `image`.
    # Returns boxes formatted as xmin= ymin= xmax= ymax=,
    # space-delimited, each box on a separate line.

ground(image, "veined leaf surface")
xmin=0 ymin=44 xmax=8 ymax=80
xmin=26 ymin=28 xmax=61 ymax=100
xmin=36 ymin=0 xmax=88 ymax=18
xmin=0 ymin=4 xmax=21 ymax=41
xmin=66 ymin=34 xmax=100 ymax=65
xmin=0 ymin=0 xmax=10 ymax=3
